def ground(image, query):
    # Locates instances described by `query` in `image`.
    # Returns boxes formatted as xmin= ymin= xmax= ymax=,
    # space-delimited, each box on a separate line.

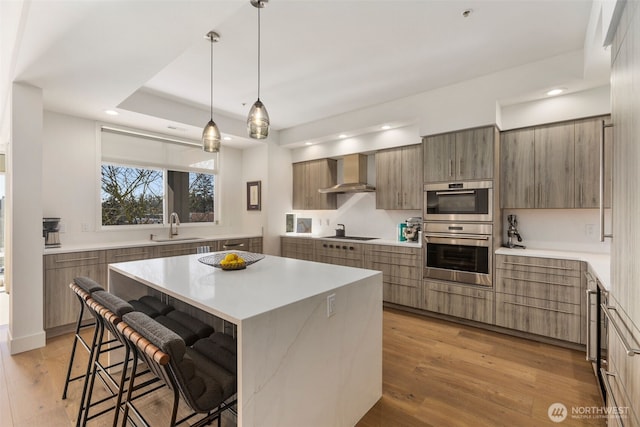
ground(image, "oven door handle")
xmin=434 ymin=190 xmax=475 ymax=196
xmin=424 ymin=233 xmax=490 ymax=241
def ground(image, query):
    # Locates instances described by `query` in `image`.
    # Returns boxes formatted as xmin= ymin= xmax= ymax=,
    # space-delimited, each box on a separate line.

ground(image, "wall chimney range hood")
xmin=318 ymin=154 xmax=375 ymax=194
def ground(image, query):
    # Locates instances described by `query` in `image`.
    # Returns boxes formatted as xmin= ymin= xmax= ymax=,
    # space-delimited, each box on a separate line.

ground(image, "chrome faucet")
xmin=169 ymin=212 xmax=180 ymax=238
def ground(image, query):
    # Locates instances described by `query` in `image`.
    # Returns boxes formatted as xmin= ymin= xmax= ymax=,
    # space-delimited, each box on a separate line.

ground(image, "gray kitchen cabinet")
xmin=421 ymin=279 xmax=494 ymax=324
xmin=500 ymin=128 xmax=535 ymax=208
xmin=423 ymin=126 xmax=494 ymax=183
xmin=534 ymin=122 xmax=575 ymax=208
xmin=292 ymin=159 xmax=337 ymax=210
xmin=280 ymin=236 xmax=314 ymax=261
xmin=313 ymin=239 xmax=364 ymax=268
xmin=105 ymin=245 xmax=157 ymax=264
xmin=375 ymin=144 xmax=422 ymax=210
xmin=43 ymin=250 xmax=107 ymax=333
xmin=495 ymin=255 xmax=584 ymax=343
xmin=364 ymin=244 xmax=421 ymax=308
xmin=248 ymin=237 xmax=263 ymax=253
xmin=501 ymin=116 xmax=611 ymax=209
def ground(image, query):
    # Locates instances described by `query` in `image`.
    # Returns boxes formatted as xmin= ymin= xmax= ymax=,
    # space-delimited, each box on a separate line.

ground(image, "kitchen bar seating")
xmin=119 ymin=311 xmax=237 ymax=427
xmin=61 ymin=276 xmax=104 ymax=400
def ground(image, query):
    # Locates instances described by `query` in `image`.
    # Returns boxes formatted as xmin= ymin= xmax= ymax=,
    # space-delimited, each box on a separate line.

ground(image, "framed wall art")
xmin=247 ymin=181 xmax=261 ymax=211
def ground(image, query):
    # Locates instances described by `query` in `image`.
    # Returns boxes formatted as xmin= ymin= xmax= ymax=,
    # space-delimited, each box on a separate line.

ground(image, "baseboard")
xmin=7 ymin=328 xmax=46 ymax=355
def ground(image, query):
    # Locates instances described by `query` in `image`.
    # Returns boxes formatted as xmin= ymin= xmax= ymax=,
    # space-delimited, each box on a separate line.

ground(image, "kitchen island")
xmin=108 ymin=253 xmax=383 ymax=427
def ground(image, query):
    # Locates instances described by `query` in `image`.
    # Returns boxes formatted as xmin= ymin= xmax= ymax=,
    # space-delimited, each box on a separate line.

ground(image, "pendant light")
xmin=247 ymin=0 xmax=270 ymax=139
xmin=202 ymin=31 xmax=221 ymax=153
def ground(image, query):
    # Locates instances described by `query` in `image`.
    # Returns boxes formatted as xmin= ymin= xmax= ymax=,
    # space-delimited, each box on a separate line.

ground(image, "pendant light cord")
xmin=257 ymin=4 xmax=261 ymax=100
xmin=210 ymin=35 xmax=214 ymax=120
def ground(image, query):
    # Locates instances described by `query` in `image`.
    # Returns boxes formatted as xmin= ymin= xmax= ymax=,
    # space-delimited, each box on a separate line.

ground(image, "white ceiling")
xmin=2 ymin=0 xmax=607 ymax=147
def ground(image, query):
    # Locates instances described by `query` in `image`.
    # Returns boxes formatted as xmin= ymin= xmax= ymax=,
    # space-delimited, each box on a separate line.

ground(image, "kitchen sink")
xmin=321 ymin=236 xmax=379 ymax=241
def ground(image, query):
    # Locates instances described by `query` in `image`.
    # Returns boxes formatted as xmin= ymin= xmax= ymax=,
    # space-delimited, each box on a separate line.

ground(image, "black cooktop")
xmin=321 ymin=236 xmax=379 ymax=241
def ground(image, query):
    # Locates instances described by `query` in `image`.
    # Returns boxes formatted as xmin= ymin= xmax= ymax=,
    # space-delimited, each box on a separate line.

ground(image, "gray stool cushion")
xmin=155 ymin=315 xmax=199 ymax=346
xmin=91 ymin=291 xmax=134 ymax=318
xmin=139 ymin=295 xmax=173 ymax=315
xmin=193 ymin=333 xmax=237 ymax=374
xmin=128 ymin=300 xmax=160 ymax=318
xmin=74 ymin=276 xmax=104 ymax=294
xmin=166 ymin=310 xmax=214 ymax=339
xmin=122 ymin=312 xmax=236 ymax=413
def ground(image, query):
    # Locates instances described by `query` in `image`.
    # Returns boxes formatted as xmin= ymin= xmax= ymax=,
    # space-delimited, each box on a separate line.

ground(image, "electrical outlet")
xmin=585 ymin=224 xmax=595 ymax=237
xmin=327 ymin=293 xmax=336 ymax=317
xmin=326 ymin=219 xmax=330 ymax=226
xmin=81 ymin=223 xmax=89 ymax=232
xmin=58 ymin=222 xmax=66 ymax=233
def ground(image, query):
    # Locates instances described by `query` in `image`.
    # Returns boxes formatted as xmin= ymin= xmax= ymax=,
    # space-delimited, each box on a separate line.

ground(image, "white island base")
xmin=109 ymin=254 xmax=383 ymax=427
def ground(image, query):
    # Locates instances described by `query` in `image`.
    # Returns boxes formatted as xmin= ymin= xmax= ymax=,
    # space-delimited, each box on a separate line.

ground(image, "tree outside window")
xmin=101 ymin=165 xmax=163 ymax=225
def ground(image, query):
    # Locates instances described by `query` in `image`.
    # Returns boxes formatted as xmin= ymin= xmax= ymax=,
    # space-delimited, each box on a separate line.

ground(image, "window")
xmin=100 ymin=126 xmax=218 ymax=227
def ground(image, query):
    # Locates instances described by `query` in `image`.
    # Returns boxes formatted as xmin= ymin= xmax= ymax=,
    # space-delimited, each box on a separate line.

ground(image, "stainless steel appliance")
xmin=423 ymin=222 xmax=492 ymax=286
xmin=403 ymin=217 xmax=422 ymax=242
xmin=424 ymin=180 xmax=493 ymax=222
xmin=43 ymin=217 xmax=61 ymax=248
xmin=506 ymin=214 xmax=525 ymax=249
xmin=585 ymin=271 xmax=608 ymax=401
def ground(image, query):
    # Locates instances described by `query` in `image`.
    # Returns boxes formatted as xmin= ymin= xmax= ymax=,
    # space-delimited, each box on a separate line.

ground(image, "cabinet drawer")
xmin=496 ymin=293 xmax=581 ymax=343
xmin=315 ymin=241 xmax=363 ymax=261
xmin=383 ymin=283 xmax=421 ymax=308
xmin=369 ymin=261 xmax=421 ymax=283
xmin=156 ymin=243 xmax=199 ymax=258
xmin=44 ymin=250 xmax=105 ymax=269
xmin=367 ymin=247 xmax=421 ymax=268
xmin=495 ymin=270 xmax=582 ymax=303
xmin=106 ymin=246 xmax=155 ymax=263
xmin=496 ymin=255 xmax=582 ymax=277
xmin=423 ymin=280 xmax=494 ymax=324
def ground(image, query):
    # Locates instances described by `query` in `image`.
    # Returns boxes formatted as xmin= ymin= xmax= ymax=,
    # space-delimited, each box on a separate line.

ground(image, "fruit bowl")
xmin=198 ymin=251 xmax=265 ymax=270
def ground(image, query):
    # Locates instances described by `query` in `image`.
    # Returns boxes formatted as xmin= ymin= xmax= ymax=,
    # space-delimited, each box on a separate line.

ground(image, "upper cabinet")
xmin=423 ymin=126 xmax=494 ymax=183
xmin=292 ymin=158 xmax=337 ymax=210
xmin=376 ymin=144 xmax=422 ymax=210
xmin=500 ymin=116 xmax=611 ymax=209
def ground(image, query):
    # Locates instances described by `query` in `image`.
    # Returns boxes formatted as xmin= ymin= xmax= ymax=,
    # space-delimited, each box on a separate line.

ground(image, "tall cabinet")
xmin=292 ymin=158 xmax=337 ymax=210
xmin=608 ymin=2 xmax=640 ymax=425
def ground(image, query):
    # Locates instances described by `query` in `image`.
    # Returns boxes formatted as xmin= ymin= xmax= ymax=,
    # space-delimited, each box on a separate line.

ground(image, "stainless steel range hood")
xmin=318 ymin=154 xmax=375 ymax=194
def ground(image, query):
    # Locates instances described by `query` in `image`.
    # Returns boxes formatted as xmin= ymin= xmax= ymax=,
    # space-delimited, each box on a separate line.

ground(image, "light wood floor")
xmin=0 ymin=308 xmax=604 ymax=426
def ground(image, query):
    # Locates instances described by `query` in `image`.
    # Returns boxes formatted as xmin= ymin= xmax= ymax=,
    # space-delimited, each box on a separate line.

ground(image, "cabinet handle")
xmin=396 ymin=192 xmax=400 ymax=206
xmin=429 ymin=288 xmax=486 ymax=300
xmin=599 ymin=369 xmax=624 ymax=427
xmin=500 ymin=261 xmax=574 ymax=271
xmin=585 ymin=289 xmax=597 ymax=362
xmin=55 ymin=256 xmax=99 ymax=263
xmin=403 ymin=192 xmax=406 ymax=207
xmin=600 ymin=120 xmax=614 ymax=242
xmin=601 ymin=304 xmax=640 ymax=356
xmin=499 ymin=275 xmax=577 ymax=288
xmin=503 ymin=300 xmax=575 ymax=315
xmin=458 ymin=158 xmax=462 ymax=176
xmin=448 ymin=159 xmax=453 ymax=177
xmin=113 ymin=252 xmax=147 ymax=258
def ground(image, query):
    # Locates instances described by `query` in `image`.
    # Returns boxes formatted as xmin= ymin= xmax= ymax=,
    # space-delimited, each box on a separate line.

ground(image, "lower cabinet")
xmin=43 ymin=251 xmax=107 ymax=331
xmin=495 ymin=254 xmax=585 ymax=344
xmin=43 ymin=236 xmax=263 ymax=336
xmin=280 ymin=236 xmax=314 ymax=261
xmin=422 ymin=280 xmax=494 ymax=324
xmin=365 ymin=244 xmax=421 ymax=308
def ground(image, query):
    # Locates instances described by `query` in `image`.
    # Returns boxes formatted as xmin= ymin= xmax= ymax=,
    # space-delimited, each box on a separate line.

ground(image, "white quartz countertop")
xmin=496 ymin=247 xmax=611 ymax=291
xmin=43 ymin=233 xmax=261 ymax=255
xmin=109 ymin=253 xmax=381 ymax=323
xmin=283 ymin=233 xmax=422 ymax=248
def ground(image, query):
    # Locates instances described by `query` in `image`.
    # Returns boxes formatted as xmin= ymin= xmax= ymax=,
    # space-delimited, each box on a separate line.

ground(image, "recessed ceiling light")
xmin=546 ymin=88 xmax=566 ymax=96
xmin=381 ymin=125 xmax=391 ymax=130
xmin=305 ymin=141 xmax=313 ymax=146
xmin=338 ymin=134 xmax=347 ymax=139
xmin=223 ymin=136 xmax=232 ymax=141
xmin=104 ymin=109 xmax=119 ymax=116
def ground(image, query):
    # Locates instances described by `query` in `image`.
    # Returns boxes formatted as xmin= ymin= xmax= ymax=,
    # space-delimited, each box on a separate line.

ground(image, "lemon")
xmin=224 ymin=253 xmax=238 ymax=262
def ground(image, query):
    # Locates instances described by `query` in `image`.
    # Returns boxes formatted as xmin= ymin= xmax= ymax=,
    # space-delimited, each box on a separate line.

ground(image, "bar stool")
xmin=62 ymin=277 xmax=104 ymax=400
xmin=119 ymin=312 xmax=237 ymax=427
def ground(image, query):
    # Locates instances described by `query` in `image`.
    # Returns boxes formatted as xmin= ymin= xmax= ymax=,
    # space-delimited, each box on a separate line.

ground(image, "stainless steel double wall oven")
xmin=423 ymin=180 xmax=493 ymax=286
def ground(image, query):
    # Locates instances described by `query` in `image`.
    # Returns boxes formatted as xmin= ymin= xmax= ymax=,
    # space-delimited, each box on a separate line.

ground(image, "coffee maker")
xmin=403 ymin=217 xmax=422 ymax=242
xmin=506 ymin=214 xmax=525 ymax=249
xmin=43 ymin=217 xmax=61 ymax=248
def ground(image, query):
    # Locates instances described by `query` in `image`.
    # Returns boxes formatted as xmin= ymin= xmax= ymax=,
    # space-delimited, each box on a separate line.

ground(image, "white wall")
xmin=41 ymin=110 xmax=247 ymax=246
xmin=8 ymin=82 xmax=46 ymax=354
